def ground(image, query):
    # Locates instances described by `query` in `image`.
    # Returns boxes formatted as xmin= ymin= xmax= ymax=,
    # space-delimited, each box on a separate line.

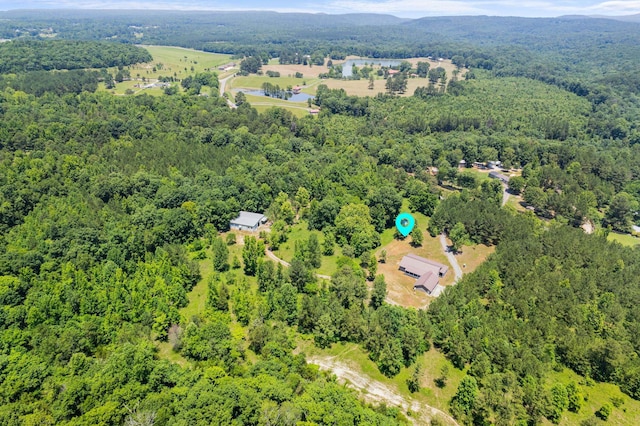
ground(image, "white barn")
xmin=230 ymin=211 xmax=267 ymax=232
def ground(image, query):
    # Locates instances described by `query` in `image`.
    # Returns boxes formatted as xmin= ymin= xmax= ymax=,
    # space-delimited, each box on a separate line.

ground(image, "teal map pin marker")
xmin=395 ymin=213 xmax=415 ymax=237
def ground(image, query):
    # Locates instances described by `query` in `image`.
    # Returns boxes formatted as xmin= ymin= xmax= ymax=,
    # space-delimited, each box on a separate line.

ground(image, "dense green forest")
xmin=1 ymin=9 xmax=640 ymax=425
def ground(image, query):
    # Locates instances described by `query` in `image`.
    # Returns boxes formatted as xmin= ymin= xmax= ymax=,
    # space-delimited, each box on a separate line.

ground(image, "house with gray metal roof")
xmin=230 ymin=211 xmax=267 ymax=232
xmin=399 ymin=254 xmax=448 ymax=295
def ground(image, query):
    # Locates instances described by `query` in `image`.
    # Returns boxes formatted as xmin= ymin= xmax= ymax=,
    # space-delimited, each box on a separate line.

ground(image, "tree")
xmin=366 ymin=186 xmax=402 ymax=233
xmin=234 ymin=91 xmax=246 ymax=106
xmin=306 ymin=234 xmax=322 ymax=269
xmin=450 ymin=376 xmax=478 ymax=421
xmin=295 ymin=186 xmax=310 ymax=211
xmin=524 ymin=186 xmax=547 ymax=209
xmin=566 ymin=382 xmax=584 ymax=413
xmin=508 ymin=175 xmax=526 ymax=194
xmin=379 ymin=249 xmax=387 ymax=264
xmin=449 ymin=222 xmax=469 ymax=253
xmin=410 ymin=227 xmax=423 ymax=247
xmin=322 ymin=231 xmax=335 ymax=256
xmin=596 ymin=403 xmax=612 ymax=421
xmin=604 ymin=192 xmax=637 ymax=232
xmin=368 ymin=253 xmax=377 ymax=280
xmin=240 ymin=56 xmax=262 ymax=74
xmin=242 ymin=236 xmax=264 ymax=276
xmin=416 ymin=61 xmax=430 ymax=78
xmin=368 ymin=75 xmax=374 ymax=90
xmin=212 ymin=237 xmax=229 ymax=272
xmin=547 ymin=383 xmax=568 ymax=424
xmin=331 ymin=265 xmax=367 ymax=309
xmin=407 ymin=362 xmax=422 ymax=393
xmin=289 ymin=258 xmax=314 ymax=292
xmin=370 ymin=275 xmax=387 ymax=309
xmin=334 ymin=203 xmax=380 ymax=256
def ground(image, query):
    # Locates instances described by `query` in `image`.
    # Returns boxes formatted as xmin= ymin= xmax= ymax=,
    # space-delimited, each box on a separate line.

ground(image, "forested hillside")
xmin=2 ymin=9 xmax=640 ymax=426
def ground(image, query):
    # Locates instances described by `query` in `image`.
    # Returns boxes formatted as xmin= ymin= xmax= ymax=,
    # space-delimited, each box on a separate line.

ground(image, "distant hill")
xmin=590 ymin=13 xmax=640 ymax=22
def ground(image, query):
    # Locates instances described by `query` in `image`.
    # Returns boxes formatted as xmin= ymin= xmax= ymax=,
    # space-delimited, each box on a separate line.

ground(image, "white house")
xmin=230 ymin=211 xmax=267 ymax=232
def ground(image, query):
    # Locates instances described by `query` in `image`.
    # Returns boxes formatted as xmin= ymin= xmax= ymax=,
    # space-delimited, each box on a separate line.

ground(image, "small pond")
xmin=341 ymin=59 xmax=402 ymax=77
xmin=242 ymin=89 xmax=314 ymax=102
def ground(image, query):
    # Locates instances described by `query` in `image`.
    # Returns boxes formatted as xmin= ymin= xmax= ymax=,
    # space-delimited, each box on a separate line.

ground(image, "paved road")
xmin=265 ymin=249 xmax=331 ymax=280
xmin=219 ymin=75 xmax=237 ymax=108
xmin=440 ymin=233 xmax=463 ymax=283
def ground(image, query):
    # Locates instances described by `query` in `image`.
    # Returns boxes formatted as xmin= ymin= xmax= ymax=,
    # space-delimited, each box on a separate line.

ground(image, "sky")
xmin=1 ymin=0 xmax=640 ymax=18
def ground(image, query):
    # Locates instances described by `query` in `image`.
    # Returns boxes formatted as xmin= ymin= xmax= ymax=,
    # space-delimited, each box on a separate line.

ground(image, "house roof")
xmin=399 ymin=253 xmax=449 ymax=276
xmin=414 ymin=271 xmax=439 ymax=294
xmin=230 ymin=211 xmax=266 ymax=228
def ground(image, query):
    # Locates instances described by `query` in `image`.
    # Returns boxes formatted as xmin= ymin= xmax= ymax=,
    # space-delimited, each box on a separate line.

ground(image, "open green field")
xmin=272 ymin=220 xmax=342 ymax=277
xmin=608 ymin=231 xmax=640 ymax=247
xmin=100 ymin=45 xmax=232 ymax=96
xmin=548 ymin=368 xmax=640 ymax=426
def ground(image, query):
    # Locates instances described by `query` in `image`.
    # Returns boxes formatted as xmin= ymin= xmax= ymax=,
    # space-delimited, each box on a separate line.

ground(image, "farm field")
xmin=100 ymin=45 xmax=232 ymax=95
xmin=230 ymin=56 xmax=466 ymax=114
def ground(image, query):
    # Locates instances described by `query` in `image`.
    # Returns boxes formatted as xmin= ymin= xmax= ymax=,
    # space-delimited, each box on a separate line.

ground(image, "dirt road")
xmin=265 ymin=249 xmax=331 ymax=280
xmin=308 ymin=356 xmax=459 ymax=426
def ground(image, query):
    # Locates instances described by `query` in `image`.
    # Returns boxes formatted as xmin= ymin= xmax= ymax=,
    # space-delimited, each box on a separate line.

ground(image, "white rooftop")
xmin=231 ymin=211 xmax=266 ymax=228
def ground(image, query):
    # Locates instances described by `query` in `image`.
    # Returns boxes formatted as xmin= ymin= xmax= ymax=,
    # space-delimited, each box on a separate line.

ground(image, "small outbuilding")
xmin=230 ymin=211 xmax=267 ymax=232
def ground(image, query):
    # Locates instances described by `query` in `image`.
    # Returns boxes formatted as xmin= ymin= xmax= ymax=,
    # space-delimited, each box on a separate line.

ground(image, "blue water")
xmin=341 ymin=59 xmax=402 ymax=77
xmin=243 ymin=90 xmax=314 ymax=102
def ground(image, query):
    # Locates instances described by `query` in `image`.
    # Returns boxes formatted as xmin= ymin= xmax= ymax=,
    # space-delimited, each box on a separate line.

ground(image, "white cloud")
xmin=326 ymin=0 xmax=485 ymax=16
xmin=324 ymin=0 xmax=640 ymax=16
xmin=3 ymin=0 xmax=640 ymax=17
xmin=586 ymin=0 xmax=640 ymax=13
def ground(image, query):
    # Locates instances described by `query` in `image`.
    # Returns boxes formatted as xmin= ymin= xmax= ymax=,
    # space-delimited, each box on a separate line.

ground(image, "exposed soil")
xmin=308 ymin=355 xmax=460 ymax=426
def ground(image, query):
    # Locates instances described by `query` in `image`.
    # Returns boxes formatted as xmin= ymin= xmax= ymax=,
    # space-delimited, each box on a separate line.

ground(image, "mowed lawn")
xmin=271 ymin=220 xmax=342 ymax=277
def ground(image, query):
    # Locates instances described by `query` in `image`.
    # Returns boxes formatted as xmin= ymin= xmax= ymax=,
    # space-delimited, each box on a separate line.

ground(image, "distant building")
xmin=292 ymin=86 xmax=302 ymax=94
xmin=309 ymin=109 xmax=320 ymax=115
xmin=218 ymin=62 xmax=237 ymax=71
xmin=230 ymin=211 xmax=267 ymax=232
xmin=458 ymin=159 xmax=467 ymax=169
xmin=399 ymin=254 xmax=449 ymax=295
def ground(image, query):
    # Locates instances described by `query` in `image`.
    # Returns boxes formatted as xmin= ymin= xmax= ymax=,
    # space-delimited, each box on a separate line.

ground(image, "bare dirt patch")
xmin=308 ymin=355 xmax=460 ymax=426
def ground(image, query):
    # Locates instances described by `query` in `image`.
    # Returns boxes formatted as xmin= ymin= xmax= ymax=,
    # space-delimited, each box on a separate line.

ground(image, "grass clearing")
xmin=547 ymin=368 xmax=640 ymax=425
xmin=608 ymin=231 xmax=640 ymax=247
xmin=99 ymin=45 xmax=231 ymax=96
xmin=455 ymin=242 xmax=495 ymax=275
xmin=272 ymin=220 xmax=342 ymax=277
xmin=298 ymin=339 xmax=464 ymax=416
